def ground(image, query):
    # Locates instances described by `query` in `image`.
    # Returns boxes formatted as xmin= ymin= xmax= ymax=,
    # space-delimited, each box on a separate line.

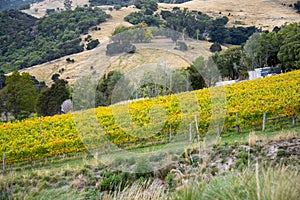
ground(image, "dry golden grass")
xmin=20 ymin=0 xmax=300 ymax=85
xmin=274 ymin=130 xmax=296 ymax=141
xmin=158 ymin=0 xmax=300 ymax=31
xmin=249 ymin=131 xmax=258 ymax=146
xmin=22 ymin=0 xmax=90 ymax=18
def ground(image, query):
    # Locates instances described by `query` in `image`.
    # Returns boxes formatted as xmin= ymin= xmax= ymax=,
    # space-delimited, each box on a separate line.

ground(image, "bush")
xmin=294 ymin=1 xmax=300 ymax=13
xmin=134 ymin=157 xmax=153 ymax=178
xmin=114 ymin=5 xmax=122 ymax=10
xmin=86 ymin=39 xmax=100 ymax=50
xmin=18 ymin=3 xmax=30 ymax=10
xmin=106 ymin=42 xmax=136 ymax=56
xmin=66 ymin=58 xmax=75 ymax=63
xmin=210 ymin=42 xmax=222 ymax=52
xmin=46 ymin=9 xmax=56 ymax=15
xmin=178 ymin=41 xmax=188 ymax=51
xmin=165 ymin=173 xmax=175 ymax=188
xmin=51 ymin=73 xmax=60 ymax=82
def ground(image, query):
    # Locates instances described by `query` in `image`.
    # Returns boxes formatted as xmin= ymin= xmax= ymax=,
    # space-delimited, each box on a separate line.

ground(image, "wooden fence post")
xmin=195 ymin=116 xmax=199 ymax=141
xmin=236 ymin=113 xmax=239 ymax=134
xmin=292 ymin=116 xmax=296 ymax=126
xmin=3 ymin=152 xmax=6 ymax=173
xmin=218 ymin=125 xmax=221 ymax=137
xmin=189 ymin=123 xmax=193 ymax=143
xmin=262 ymin=112 xmax=267 ymax=131
xmin=169 ymin=125 xmax=172 ymax=142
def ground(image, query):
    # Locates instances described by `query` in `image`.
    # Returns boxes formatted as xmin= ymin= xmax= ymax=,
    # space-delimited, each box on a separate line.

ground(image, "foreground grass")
xmin=173 ymin=166 xmax=300 ymax=200
xmin=1 ymin=165 xmax=298 ymax=200
xmin=0 ymin=124 xmax=299 ymax=199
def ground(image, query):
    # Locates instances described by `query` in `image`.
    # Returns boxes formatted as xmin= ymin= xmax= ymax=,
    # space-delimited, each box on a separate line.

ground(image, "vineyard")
xmin=0 ymin=70 xmax=299 ymax=164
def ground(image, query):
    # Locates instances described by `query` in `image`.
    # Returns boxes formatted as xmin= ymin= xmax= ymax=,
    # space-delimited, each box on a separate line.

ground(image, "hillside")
xmin=0 ymin=70 xmax=299 ymax=164
xmin=0 ymin=7 xmax=109 ymax=73
xmin=0 ymin=70 xmax=299 ymax=199
xmin=0 ymin=0 xmax=42 ymax=11
xmin=21 ymin=8 xmax=219 ymax=85
xmin=158 ymin=0 xmax=300 ymax=31
xmin=18 ymin=0 xmax=300 ymax=84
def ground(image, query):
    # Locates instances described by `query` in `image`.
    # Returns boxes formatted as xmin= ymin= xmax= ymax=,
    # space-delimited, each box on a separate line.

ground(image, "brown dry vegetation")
xmin=159 ymin=0 xmax=300 ymax=31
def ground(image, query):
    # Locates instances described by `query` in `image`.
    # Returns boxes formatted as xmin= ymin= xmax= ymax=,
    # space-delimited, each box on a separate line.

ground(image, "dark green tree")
xmin=5 ymin=71 xmax=37 ymax=120
xmin=0 ymin=70 xmax=5 ymax=89
xmin=210 ymin=42 xmax=222 ymax=52
xmin=244 ymin=32 xmax=262 ymax=70
xmin=278 ymin=23 xmax=300 ymax=71
xmin=36 ymin=79 xmax=70 ymax=116
xmin=18 ymin=3 xmax=30 ymax=10
xmin=0 ymin=87 xmax=9 ymax=122
xmin=86 ymin=39 xmax=100 ymax=50
xmin=294 ymin=1 xmax=300 ymax=13
xmin=64 ymin=0 xmax=73 ymax=10
xmin=51 ymin=73 xmax=60 ymax=82
xmin=186 ymin=58 xmax=207 ymax=90
xmin=259 ymin=31 xmax=281 ymax=67
xmin=96 ymin=71 xmax=124 ymax=106
xmin=212 ymin=46 xmax=243 ymax=80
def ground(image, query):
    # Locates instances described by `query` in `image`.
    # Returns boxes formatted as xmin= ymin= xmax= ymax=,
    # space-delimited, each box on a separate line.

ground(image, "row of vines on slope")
xmin=0 ymin=70 xmax=299 ymax=163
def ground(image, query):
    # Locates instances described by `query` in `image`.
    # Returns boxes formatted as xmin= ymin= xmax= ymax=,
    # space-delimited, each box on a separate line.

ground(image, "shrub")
xmin=86 ymin=39 xmax=100 ymax=50
xmin=114 ymin=5 xmax=122 ymax=10
xmin=166 ymin=173 xmax=175 ymax=188
xmin=18 ymin=3 xmax=30 ymax=10
xmin=294 ymin=1 xmax=300 ymax=13
xmin=106 ymin=42 xmax=136 ymax=56
xmin=178 ymin=41 xmax=188 ymax=51
xmin=210 ymin=42 xmax=222 ymax=52
xmin=66 ymin=57 xmax=75 ymax=63
xmin=134 ymin=157 xmax=153 ymax=178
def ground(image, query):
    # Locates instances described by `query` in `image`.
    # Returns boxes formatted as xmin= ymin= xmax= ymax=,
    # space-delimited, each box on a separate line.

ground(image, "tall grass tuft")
xmin=174 ymin=165 xmax=300 ymax=200
xmin=102 ymin=179 xmax=167 ymax=200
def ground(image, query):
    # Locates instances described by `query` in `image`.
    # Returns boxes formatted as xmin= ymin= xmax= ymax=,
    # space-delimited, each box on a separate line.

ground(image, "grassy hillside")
xmin=18 ymin=0 xmax=300 ymax=84
xmin=0 ymin=70 xmax=299 ymax=164
xmin=0 ymin=7 xmax=109 ymax=73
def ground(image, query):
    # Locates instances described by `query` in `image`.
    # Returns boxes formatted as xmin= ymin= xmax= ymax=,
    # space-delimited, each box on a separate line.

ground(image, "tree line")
xmin=125 ymin=6 xmax=258 ymax=46
xmin=212 ymin=22 xmax=300 ymax=80
xmin=0 ymin=71 xmax=69 ymax=121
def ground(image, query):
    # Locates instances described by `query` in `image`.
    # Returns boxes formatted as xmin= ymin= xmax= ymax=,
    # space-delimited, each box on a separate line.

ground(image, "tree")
xmin=0 ymin=87 xmax=9 ymax=122
xmin=64 ymin=0 xmax=72 ymax=10
xmin=277 ymin=23 xmax=300 ymax=71
xmin=51 ymin=73 xmax=60 ymax=82
xmin=244 ymin=32 xmax=262 ymax=70
xmin=191 ymin=56 xmax=220 ymax=87
xmin=96 ymin=71 xmax=124 ymax=106
xmin=5 ymin=71 xmax=37 ymax=120
xmin=187 ymin=57 xmax=207 ymax=90
xmin=18 ymin=3 xmax=30 ymax=10
xmin=259 ymin=32 xmax=281 ymax=67
xmin=86 ymin=39 xmax=100 ymax=50
xmin=36 ymin=79 xmax=70 ymax=116
xmin=0 ymin=70 xmax=6 ymax=89
xmin=209 ymin=17 xmax=229 ymax=44
xmin=212 ymin=47 xmax=243 ymax=80
xmin=210 ymin=42 xmax=222 ymax=52
xmin=72 ymin=76 xmax=97 ymax=111
xmin=294 ymin=1 xmax=300 ymax=13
